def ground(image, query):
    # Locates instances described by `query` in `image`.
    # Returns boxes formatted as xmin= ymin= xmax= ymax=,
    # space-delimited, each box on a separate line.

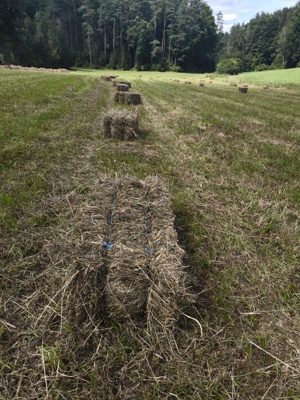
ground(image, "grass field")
xmin=1 ymin=68 xmax=300 ymax=399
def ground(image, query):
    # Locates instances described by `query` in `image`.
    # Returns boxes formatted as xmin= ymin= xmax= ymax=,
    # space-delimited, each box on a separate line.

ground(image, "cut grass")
xmin=1 ymin=68 xmax=299 ymax=399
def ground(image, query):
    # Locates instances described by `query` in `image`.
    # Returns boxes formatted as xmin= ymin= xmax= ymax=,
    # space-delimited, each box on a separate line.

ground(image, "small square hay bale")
xmin=230 ymin=83 xmax=237 ymax=87
xmin=113 ymin=80 xmax=132 ymax=88
xmin=101 ymin=75 xmax=112 ymax=81
xmin=114 ymin=91 xmax=126 ymax=103
xmin=116 ymin=83 xmax=129 ymax=92
xmin=125 ymin=92 xmax=142 ymax=105
xmin=199 ymin=83 xmax=205 ymax=87
xmin=239 ymin=86 xmax=248 ymax=93
xmin=185 ymin=81 xmax=192 ymax=85
xmin=103 ymin=110 xmax=139 ymax=140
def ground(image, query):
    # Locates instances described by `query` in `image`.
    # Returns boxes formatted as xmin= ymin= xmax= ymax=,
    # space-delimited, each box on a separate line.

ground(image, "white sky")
xmin=208 ymin=0 xmax=298 ymax=32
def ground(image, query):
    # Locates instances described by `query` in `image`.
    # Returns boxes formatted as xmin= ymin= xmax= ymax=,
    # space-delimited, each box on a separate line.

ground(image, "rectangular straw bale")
xmin=125 ymin=93 xmax=142 ymax=105
xmin=114 ymin=91 xmax=126 ymax=103
xmin=103 ymin=110 xmax=138 ymax=140
xmin=101 ymin=75 xmax=112 ymax=81
xmin=116 ymin=83 xmax=129 ymax=92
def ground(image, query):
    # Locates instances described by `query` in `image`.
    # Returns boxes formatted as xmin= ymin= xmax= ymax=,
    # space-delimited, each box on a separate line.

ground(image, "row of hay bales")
xmin=0 ymin=64 xmax=69 ymax=72
xmin=101 ymin=76 xmax=142 ymax=140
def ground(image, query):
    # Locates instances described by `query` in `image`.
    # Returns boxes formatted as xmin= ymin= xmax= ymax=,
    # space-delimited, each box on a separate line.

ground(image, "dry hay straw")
xmin=0 ymin=175 xmax=193 ymax=398
xmin=103 ymin=109 xmax=139 ymax=140
xmin=101 ymin=75 xmax=112 ymax=81
xmin=113 ymin=80 xmax=132 ymax=88
xmin=116 ymin=83 xmax=129 ymax=92
xmin=239 ymin=86 xmax=248 ymax=93
xmin=143 ymin=176 xmax=192 ymax=354
xmin=114 ymin=92 xmax=142 ymax=105
xmin=105 ymin=179 xmax=150 ymax=321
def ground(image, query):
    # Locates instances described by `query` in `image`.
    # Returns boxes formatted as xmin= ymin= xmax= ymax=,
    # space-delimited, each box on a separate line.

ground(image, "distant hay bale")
xmin=263 ymin=86 xmax=270 ymax=90
xmin=185 ymin=81 xmax=192 ymax=85
xmin=114 ymin=91 xmax=126 ymax=103
xmin=113 ymin=80 xmax=132 ymax=87
xmin=199 ymin=83 xmax=205 ymax=87
xmin=125 ymin=92 xmax=142 ymax=105
xmin=103 ymin=110 xmax=139 ymax=140
xmin=230 ymin=83 xmax=237 ymax=87
xmin=101 ymin=75 xmax=112 ymax=81
xmin=239 ymin=86 xmax=248 ymax=93
xmin=116 ymin=83 xmax=129 ymax=92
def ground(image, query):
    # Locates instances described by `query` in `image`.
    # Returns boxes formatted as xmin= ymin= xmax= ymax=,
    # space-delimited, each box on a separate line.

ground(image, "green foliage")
xmin=216 ymin=58 xmax=243 ymax=74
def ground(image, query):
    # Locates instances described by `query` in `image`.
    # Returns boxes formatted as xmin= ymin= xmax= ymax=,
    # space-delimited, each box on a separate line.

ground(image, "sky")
xmin=208 ymin=0 xmax=298 ymax=32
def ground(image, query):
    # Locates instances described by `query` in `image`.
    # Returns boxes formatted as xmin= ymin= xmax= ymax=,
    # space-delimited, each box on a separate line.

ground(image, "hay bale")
xmin=103 ymin=110 xmax=138 ymax=140
xmin=230 ymin=83 xmax=237 ymax=87
xmin=101 ymin=75 xmax=112 ymax=81
xmin=116 ymin=83 xmax=129 ymax=92
xmin=199 ymin=83 xmax=205 ymax=87
xmin=185 ymin=81 xmax=191 ymax=85
xmin=263 ymin=86 xmax=270 ymax=90
xmin=114 ymin=91 xmax=126 ymax=103
xmin=125 ymin=92 xmax=142 ymax=105
xmin=101 ymin=175 xmax=191 ymax=336
xmin=113 ymin=80 xmax=132 ymax=88
xmin=239 ymin=86 xmax=248 ymax=93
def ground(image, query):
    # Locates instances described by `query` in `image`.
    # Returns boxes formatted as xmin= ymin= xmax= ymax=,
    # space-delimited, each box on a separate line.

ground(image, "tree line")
xmin=217 ymin=2 xmax=300 ymax=73
xmin=0 ymin=0 xmax=217 ymax=72
xmin=0 ymin=0 xmax=299 ymax=73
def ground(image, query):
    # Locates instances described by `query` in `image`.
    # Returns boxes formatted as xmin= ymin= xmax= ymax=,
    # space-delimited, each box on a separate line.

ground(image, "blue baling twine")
xmin=103 ymin=189 xmax=117 ymax=252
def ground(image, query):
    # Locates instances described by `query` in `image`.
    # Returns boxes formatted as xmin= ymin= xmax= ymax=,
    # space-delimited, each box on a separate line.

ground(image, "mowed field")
xmin=1 ymin=68 xmax=300 ymax=399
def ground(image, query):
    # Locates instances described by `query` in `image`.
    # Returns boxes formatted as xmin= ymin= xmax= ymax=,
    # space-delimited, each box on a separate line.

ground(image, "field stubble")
xmin=0 ymin=70 xmax=299 ymax=399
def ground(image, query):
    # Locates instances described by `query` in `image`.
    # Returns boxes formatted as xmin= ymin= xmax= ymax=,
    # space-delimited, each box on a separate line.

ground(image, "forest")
xmin=0 ymin=0 xmax=300 ymax=73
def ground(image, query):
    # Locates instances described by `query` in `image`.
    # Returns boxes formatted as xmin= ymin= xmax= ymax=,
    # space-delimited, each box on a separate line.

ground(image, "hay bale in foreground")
xmin=103 ymin=110 xmax=138 ymax=140
xmin=101 ymin=175 xmax=191 ymax=344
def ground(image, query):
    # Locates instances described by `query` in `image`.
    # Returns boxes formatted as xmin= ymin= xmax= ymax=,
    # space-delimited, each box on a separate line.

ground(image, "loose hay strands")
xmin=144 ymin=176 xmax=192 ymax=356
xmin=105 ymin=179 xmax=150 ymax=321
xmin=103 ymin=110 xmax=139 ymax=140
